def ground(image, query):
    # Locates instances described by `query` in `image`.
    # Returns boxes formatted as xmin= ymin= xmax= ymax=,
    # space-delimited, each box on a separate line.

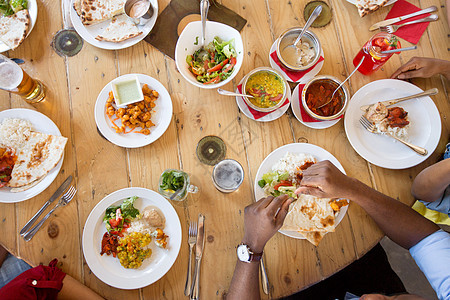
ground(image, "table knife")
xmin=19 ymin=175 xmax=73 ymax=236
xmin=369 ymin=6 xmax=437 ymax=31
xmin=359 ymin=88 xmax=438 ymax=111
xmin=190 ymin=214 xmax=205 ymax=300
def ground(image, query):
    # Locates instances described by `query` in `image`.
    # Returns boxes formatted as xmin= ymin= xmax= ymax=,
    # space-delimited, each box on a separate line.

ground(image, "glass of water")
xmin=212 ymin=159 xmax=245 ymax=193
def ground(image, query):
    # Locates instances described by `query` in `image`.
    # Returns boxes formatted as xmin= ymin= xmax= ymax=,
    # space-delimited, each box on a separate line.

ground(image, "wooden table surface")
xmin=1 ymin=0 xmax=449 ymax=298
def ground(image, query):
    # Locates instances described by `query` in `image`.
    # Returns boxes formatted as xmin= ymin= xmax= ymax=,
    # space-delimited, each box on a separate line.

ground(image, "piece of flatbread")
xmin=7 ymin=132 xmax=67 ymax=188
xmin=95 ymin=14 xmax=142 ymax=42
xmin=73 ymin=0 xmax=82 ymax=16
xmin=81 ymin=0 xmax=125 ymax=25
xmin=298 ymin=231 xmax=327 ymax=247
xmin=356 ymin=0 xmax=388 ymax=17
xmin=281 ymin=194 xmax=336 ymax=238
xmin=10 ymin=176 xmax=45 ymax=193
xmin=0 ymin=9 xmax=30 ymax=50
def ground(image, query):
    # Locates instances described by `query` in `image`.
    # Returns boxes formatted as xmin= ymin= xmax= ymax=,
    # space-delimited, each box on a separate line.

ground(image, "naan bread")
xmin=95 ymin=14 xmax=142 ymax=42
xmin=356 ymin=0 xmax=388 ymax=17
xmin=8 ymin=132 xmax=67 ymax=188
xmin=10 ymin=176 xmax=44 ymax=193
xmin=298 ymin=231 xmax=327 ymax=247
xmin=73 ymin=0 xmax=82 ymax=16
xmin=0 ymin=9 xmax=30 ymax=50
xmin=81 ymin=0 xmax=125 ymax=25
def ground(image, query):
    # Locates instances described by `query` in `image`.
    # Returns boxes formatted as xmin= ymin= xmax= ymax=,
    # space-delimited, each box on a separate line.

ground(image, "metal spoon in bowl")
xmin=283 ymin=5 xmax=322 ymax=52
xmin=316 ymin=56 xmax=365 ymax=109
xmin=200 ymin=0 xmax=210 ymax=48
xmin=217 ymin=88 xmax=254 ymax=98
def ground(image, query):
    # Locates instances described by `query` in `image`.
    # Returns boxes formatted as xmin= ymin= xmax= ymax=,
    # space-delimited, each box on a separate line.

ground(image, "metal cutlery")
xmin=359 ymin=88 xmax=438 ymax=112
xmin=190 ymin=214 xmax=205 ymax=300
xmin=359 ymin=116 xmax=428 ymax=156
xmin=260 ymin=257 xmax=270 ymax=295
xmin=217 ymin=88 xmax=254 ymax=98
xmin=380 ymin=45 xmax=417 ymax=54
xmin=20 ymin=175 xmax=73 ymax=236
xmin=23 ymin=186 xmax=77 ymax=241
xmin=200 ymin=0 xmax=209 ymax=48
xmin=380 ymin=15 xmax=438 ymax=33
xmin=369 ymin=6 xmax=437 ymax=31
xmin=184 ymin=221 xmax=198 ymax=296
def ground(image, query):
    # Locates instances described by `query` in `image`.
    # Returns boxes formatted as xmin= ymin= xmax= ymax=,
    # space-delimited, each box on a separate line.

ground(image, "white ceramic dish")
xmin=82 ymin=187 xmax=182 ymax=289
xmin=175 ymin=21 xmax=244 ymax=89
xmin=94 ymin=73 xmax=173 ymax=148
xmin=70 ymin=0 xmax=158 ymax=50
xmin=344 ymin=79 xmax=441 ymax=169
xmin=0 ymin=0 xmax=38 ymax=53
xmin=254 ymin=143 xmax=348 ymax=239
xmin=0 ymin=109 xmax=63 ymax=203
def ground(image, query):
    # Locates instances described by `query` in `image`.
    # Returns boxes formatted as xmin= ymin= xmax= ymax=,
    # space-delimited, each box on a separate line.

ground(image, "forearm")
xmin=345 ymin=179 xmax=439 ymax=249
xmin=411 ymin=159 xmax=450 ymax=202
xmin=227 ymin=261 xmax=261 ymax=300
xmin=439 ymin=60 xmax=450 ymax=80
xmin=58 ymin=275 xmax=104 ymax=300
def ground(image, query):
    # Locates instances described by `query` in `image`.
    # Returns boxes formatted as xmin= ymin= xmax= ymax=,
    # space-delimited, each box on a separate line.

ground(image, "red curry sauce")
xmin=0 ymin=148 xmax=16 ymax=188
xmin=305 ymin=81 xmax=344 ymax=117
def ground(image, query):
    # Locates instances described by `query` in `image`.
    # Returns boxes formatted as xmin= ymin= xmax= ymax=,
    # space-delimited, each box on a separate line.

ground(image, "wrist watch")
xmin=236 ymin=244 xmax=263 ymax=263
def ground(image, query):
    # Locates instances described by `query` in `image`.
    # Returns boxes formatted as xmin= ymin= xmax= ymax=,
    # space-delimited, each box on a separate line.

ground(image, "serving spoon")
xmin=217 ymin=88 xmax=254 ymax=98
xmin=283 ymin=5 xmax=322 ymax=52
xmin=200 ymin=0 xmax=209 ymax=49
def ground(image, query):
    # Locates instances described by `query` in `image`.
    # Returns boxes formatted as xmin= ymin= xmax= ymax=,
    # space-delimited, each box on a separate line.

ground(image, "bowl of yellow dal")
xmin=242 ymin=67 xmax=289 ymax=112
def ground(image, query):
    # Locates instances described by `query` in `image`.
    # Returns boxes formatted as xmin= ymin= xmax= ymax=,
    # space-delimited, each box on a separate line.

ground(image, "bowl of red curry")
xmin=301 ymin=75 xmax=349 ymax=121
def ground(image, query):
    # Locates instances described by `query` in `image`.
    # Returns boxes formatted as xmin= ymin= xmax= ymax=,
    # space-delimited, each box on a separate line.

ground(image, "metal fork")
xmin=184 ymin=221 xmax=197 ymax=296
xmin=359 ymin=116 xmax=427 ymax=156
xmin=380 ymin=15 xmax=438 ymax=33
xmin=23 ymin=186 xmax=77 ymax=242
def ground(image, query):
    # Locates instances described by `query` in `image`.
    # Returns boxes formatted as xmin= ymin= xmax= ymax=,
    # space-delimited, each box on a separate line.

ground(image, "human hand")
xmin=242 ymin=195 xmax=293 ymax=253
xmin=294 ymin=160 xmax=361 ymax=199
xmin=390 ymin=57 xmax=450 ymax=80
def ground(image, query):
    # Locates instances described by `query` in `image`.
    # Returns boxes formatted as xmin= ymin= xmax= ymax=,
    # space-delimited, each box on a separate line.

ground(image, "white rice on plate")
xmin=271 ymin=152 xmax=316 ymax=177
xmin=0 ymin=118 xmax=33 ymax=149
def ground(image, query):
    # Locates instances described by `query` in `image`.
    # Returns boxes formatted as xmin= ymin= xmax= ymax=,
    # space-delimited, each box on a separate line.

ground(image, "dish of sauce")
xmin=245 ymin=72 xmax=284 ymax=108
xmin=129 ymin=0 xmax=150 ymax=18
xmin=112 ymin=77 xmax=144 ymax=106
xmin=305 ymin=80 xmax=344 ymax=117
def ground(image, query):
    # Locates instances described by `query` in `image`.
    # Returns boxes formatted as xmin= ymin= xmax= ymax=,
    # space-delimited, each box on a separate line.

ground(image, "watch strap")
xmin=249 ymin=251 xmax=263 ymax=262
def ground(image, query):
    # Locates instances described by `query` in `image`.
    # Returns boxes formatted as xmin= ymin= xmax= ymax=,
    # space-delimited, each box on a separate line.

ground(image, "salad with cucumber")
xmin=186 ymin=36 xmax=237 ymax=85
xmin=103 ymin=196 xmax=140 ymax=236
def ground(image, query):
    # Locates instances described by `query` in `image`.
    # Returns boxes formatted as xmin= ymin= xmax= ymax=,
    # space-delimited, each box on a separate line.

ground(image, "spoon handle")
xmin=217 ymin=88 xmax=253 ymax=98
xmin=337 ymin=56 xmax=364 ymax=91
xmin=200 ymin=0 xmax=209 ymax=47
xmin=293 ymin=5 xmax=322 ymax=46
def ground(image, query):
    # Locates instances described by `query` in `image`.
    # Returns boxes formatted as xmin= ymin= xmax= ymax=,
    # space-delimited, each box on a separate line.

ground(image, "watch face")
xmin=237 ymin=245 xmax=250 ymax=262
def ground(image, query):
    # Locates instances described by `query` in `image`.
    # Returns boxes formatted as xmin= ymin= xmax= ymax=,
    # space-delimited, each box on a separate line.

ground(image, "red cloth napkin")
xmin=270 ymin=51 xmax=324 ymax=82
xmin=298 ymin=84 xmax=343 ymax=123
xmin=237 ymin=84 xmax=289 ymax=120
xmin=384 ymin=0 xmax=430 ymax=44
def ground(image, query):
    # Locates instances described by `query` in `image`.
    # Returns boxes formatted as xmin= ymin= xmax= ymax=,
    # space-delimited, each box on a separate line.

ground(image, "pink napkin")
xmin=237 ymin=84 xmax=289 ymax=120
xmin=384 ymin=0 xmax=431 ymax=44
xmin=298 ymin=84 xmax=343 ymax=123
xmin=270 ymin=51 xmax=324 ymax=82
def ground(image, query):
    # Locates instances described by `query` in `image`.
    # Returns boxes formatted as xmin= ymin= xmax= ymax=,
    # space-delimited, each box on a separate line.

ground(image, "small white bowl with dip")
xmin=111 ymin=75 xmax=144 ymax=107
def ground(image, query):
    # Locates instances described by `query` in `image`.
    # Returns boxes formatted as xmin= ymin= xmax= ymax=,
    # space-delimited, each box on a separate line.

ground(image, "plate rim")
xmin=82 ymin=187 xmax=182 ymax=290
xmin=0 ymin=108 xmax=63 ymax=203
xmin=94 ymin=73 xmax=173 ymax=148
xmin=253 ymin=142 xmax=348 ymax=239
xmin=344 ymin=79 xmax=441 ymax=169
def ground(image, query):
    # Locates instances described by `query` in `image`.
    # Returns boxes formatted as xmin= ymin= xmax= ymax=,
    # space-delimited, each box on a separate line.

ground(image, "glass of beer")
xmin=0 ymin=54 xmax=46 ymax=103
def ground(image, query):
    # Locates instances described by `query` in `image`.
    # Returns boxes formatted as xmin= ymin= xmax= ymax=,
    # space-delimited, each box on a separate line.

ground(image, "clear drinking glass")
xmin=212 ymin=159 xmax=244 ymax=193
xmin=158 ymin=169 xmax=198 ymax=201
xmin=0 ymin=54 xmax=46 ymax=103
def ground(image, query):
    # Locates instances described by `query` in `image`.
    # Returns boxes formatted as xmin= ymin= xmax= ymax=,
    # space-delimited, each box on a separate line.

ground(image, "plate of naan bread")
xmin=0 ymin=0 xmax=38 ymax=52
xmin=0 ymin=109 xmax=67 ymax=203
xmin=346 ymin=0 xmax=397 ymax=17
xmin=70 ymin=0 xmax=158 ymax=50
xmin=254 ymin=143 xmax=349 ymax=246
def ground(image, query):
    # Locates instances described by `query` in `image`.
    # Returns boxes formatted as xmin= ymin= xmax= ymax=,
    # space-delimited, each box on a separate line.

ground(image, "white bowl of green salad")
xmin=175 ymin=21 xmax=244 ymax=89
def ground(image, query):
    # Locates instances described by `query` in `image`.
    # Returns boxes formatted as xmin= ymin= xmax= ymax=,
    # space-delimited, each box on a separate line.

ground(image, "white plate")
xmin=254 ymin=143 xmax=348 ymax=239
xmin=291 ymin=82 xmax=340 ymax=129
xmin=0 ymin=109 xmax=63 ymax=203
xmin=344 ymin=79 xmax=441 ymax=169
xmin=235 ymin=77 xmax=291 ymax=122
xmin=346 ymin=0 xmax=397 ymax=6
xmin=82 ymin=187 xmax=182 ymax=289
xmin=70 ymin=0 xmax=158 ymax=50
xmin=175 ymin=21 xmax=244 ymax=89
xmin=94 ymin=73 xmax=173 ymax=148
xmin=269 ymin=38 xmax=324 ymax=84
xmin=0 ymin=0 xmax=38 ymax=53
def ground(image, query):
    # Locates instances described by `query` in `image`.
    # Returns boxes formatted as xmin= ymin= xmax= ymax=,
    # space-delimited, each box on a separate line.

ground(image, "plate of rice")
xmin=254 ymin=143 xmax=349 ymax=243
xmin=82 ymin=187 xmax=182 ymax=289
xmin=0 ymin=109 xmax=63 ymax=203
xmin=344 ymin=79 xmax=441 ymax=169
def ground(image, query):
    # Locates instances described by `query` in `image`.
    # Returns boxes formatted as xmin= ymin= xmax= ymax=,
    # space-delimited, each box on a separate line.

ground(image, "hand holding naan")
xmin=242 ymin=195 xmax=293 ymax=252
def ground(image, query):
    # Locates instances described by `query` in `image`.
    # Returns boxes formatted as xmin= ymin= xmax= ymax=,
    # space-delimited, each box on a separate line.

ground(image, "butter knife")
xmin=19 ymin=175 xmax=73 ymax=236
xmin=360 ymin=88 xmax=438 ymax=111
xmin=369 ymin=6 xmax=437 ymax=31
xmin=190 ymin=214 xmax=205 ymax=300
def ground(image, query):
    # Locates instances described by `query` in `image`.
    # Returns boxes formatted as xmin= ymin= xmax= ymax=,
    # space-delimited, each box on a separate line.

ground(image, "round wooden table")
xmin=0 ymin=0 xmax=448 ymax=298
